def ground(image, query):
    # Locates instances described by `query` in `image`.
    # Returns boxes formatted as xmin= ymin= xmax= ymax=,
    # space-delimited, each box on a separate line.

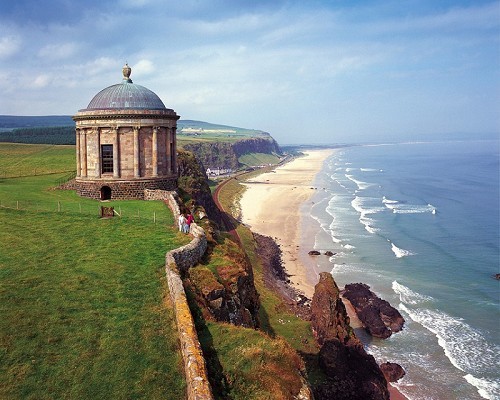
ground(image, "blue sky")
xmin=0 ymin=0 xmax=498 ymax=144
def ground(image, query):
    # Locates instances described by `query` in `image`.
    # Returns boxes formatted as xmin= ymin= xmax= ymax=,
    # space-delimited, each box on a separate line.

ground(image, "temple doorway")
xmin=100 ymin=186 xmax=112 ymax=200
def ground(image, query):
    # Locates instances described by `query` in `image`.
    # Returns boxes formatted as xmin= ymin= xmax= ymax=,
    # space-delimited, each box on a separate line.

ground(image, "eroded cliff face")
xmin=182 ymin=136 xmax=282 ymax=170
xmin=186 ymin=237 xmax=260 ymax=329
xmin=311 ymin=272 xmax=390 ymax=400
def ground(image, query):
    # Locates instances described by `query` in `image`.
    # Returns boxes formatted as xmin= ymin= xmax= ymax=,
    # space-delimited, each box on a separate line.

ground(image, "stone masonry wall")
xmin=146 ymin=190 xmax=213 ymax=400
xmin=75 ymin=178 xmax=177 ymax=200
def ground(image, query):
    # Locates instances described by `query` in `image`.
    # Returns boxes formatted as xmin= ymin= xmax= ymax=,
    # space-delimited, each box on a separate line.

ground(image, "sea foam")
xmin=399 ymin=304 xmax=500 ymax=399
xmin=346 ymin=174 xmax=373 ymax=191
xmin=392 ymin=281 xmax=433 ymax=304
xmin=391 ymin=242 xmax=415 ymax=258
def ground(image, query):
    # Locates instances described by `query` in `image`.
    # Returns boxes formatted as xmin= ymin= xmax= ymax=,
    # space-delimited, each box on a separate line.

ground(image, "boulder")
xmin=343 ymin=283 xmax=404 ymax=338
xmin=380 ymin=362 xmax=406 ymax=382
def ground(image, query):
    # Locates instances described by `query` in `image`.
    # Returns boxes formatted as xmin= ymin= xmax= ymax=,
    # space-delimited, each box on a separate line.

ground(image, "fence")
xmin=0 ymin=199 xmax=173 ymax=224
xmin=0 ymin=169 xmax=76 ymax=180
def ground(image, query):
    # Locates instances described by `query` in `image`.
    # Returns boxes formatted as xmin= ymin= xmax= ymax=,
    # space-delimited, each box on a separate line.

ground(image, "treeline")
xmin=0 ymin=126 xmax=75 ymax=145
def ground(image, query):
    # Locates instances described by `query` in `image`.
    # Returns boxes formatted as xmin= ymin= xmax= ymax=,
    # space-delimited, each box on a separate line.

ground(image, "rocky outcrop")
xmin=311 ymin=273 xmax=358 ymax=347
xmin=188 ymin=261 xmax=260 ymax=328
xmin=187 ymin=236 xmax=260 ymax=329
xmin=342 ymin=283 xmax=404 ymax=339
xmin=182 ymin=136 xmax=281 ymax=170
xmin=311 ymin=273 xmax=390 ymax=400
xmin=380 ymin=362 xmax=406 ymax=383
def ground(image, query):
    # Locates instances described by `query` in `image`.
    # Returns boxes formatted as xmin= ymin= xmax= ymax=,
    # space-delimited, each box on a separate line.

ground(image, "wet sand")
xmin=239 ymin=149 xmax=335 ymax=298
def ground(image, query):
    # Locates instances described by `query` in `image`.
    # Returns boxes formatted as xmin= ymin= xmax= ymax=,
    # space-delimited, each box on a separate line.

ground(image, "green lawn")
xmin=0 ymin=144 xmax=189 ymax=399
xmin=0 ymin=143 xmax=75 ymax=178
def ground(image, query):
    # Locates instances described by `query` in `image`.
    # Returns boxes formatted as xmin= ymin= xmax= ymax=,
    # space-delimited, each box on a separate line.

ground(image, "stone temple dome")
xmin=72 ymin=63 xmax=179 ymax=200
xmin=84 ymin=65 xmax=168 ymax=111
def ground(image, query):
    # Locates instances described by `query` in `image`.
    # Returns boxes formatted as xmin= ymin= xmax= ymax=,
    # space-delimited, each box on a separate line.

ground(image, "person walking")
xmin=186 ymin=213 xmax=194 ymax=234
xmin=178 ymin=213 xmax=186 ymax=232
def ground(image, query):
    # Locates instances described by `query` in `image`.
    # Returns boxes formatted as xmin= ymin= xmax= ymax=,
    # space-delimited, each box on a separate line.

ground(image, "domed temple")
xmin=72 ymin=64 xmax=179 ymax=200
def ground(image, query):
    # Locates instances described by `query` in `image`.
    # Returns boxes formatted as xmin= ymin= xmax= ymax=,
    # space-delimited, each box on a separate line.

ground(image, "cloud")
xmin=0 ymin=35 xmax=21 ymax=59
xmin=33 ymin=74 xmax=50 ymax=88
xmin=38 ymin=42 xmax=78 ymax=60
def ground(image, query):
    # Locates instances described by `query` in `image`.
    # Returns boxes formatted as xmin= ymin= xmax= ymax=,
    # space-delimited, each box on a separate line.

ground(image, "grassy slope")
xmin=0 ymin=145 xmax=189 ymax=399
xmin=215 ymin=172 xmax=325 ymax=383
xmin=0 ymin=143 xmax=75 ymax=178
xmin=238 ymin=153 xmax=281 ymax=167
xmin=193 ymin=172 xmax=325 ymax=399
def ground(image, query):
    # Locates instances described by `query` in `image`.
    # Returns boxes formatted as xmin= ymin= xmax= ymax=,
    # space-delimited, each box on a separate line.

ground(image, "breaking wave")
xmin=391 ymin=242 xmax=415 ymax=258
xmin=399 ymin=303 xmax=500 ymax=399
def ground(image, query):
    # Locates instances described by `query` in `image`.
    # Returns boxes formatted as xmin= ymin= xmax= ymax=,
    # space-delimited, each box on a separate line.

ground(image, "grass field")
xmin=0 ymin=143 xmax=75 ymax=178
xmin=0 ymin=144 xmax=189 ymax=399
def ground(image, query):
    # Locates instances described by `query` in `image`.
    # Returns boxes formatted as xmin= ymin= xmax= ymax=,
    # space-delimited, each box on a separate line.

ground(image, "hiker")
xmin=186 ymin=213 xmax=194 ymax=233
xmin=178 ymin=213 xmax=186 ymax=232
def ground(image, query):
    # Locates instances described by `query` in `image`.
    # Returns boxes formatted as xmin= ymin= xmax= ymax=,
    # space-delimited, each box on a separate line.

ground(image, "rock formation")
xmin=343 ymin=283 xmax=404 ymax=339
xmin=187 ymin=239 xmax=260 ymax=328
xmin=311 ymin=273 xmax=390 ymax=400
xmin=380 ymin=362 xmax=406 ymax=383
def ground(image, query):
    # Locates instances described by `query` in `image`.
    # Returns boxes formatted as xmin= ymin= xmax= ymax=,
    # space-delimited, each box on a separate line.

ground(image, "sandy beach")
xmin=238 ymin=149 xmax=408 ymax=400
xmin=239 ymin=149 xmax=335 ymax=298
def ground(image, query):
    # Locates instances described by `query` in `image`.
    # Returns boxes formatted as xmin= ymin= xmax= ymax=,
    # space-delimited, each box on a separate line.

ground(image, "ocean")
xmin=301 ymin=139 xmax=499 ymax=400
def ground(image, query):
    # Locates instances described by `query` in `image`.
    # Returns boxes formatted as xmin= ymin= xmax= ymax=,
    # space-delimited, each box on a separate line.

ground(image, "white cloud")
xmin=38 ymin=42 xmax=78 ymax=60
xmin=132 ymin=59 xmax=155 ymax=77
xmin=33 ymin=74 xmax=50 ymax=88
xmin=0 ymin=35 xmax=21 ymax=59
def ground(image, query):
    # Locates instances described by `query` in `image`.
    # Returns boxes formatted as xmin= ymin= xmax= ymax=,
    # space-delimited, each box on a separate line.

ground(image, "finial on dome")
xmin=122 ymin=63 xmax=133 ymax=83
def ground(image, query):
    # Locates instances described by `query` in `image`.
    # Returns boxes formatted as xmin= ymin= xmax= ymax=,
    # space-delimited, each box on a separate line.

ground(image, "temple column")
xmin=113 ymin=127 xmax=120 ymax=178
xmin=166 ymin=127 xmax=172 ymax=174
xmin=133 ymin=126 xmax=140 ymax=178
xmin=81 ymin=130 xmax=87 ymax=177
xmin=75 ymin=129 xmax=81 ymax=177
xmin=171 ymin=127 xmax=177 ymax=174
xmin=152 ymin=126 xmax=158 ymax=177
xmin=95 ymin=128 xmax=101 ymax=178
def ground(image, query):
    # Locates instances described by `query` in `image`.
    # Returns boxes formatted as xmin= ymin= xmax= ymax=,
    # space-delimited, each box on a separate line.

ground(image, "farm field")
xmin=0 ymin=144 xmax=188 ymax=399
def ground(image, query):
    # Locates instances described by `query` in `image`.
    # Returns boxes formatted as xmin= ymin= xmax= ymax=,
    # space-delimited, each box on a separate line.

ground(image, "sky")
xmin=0 ymin=0 xmax=498 ymax=144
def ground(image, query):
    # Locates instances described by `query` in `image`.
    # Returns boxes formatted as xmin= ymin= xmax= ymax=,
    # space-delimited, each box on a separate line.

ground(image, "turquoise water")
xmin=303 ymin=140 xmax=499 ymax=399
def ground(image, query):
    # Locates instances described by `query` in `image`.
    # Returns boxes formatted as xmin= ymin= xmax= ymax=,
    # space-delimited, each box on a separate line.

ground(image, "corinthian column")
xmin=152 ymin=126 xmax=158 ymax=177
xmin=166 ymin=127 xmax=172 ymax=174
xmin=81 ymin=130 xmax=87 ymax=177
xmin=133 ymin=126 xmax=140 ymax=178
xmin=113 ymin=127 xmax=120 ymax=178
xmin=95 ymin=128 xmax=101 ymax=178
xmin=75 ymin=128 xmax=81 ymax=177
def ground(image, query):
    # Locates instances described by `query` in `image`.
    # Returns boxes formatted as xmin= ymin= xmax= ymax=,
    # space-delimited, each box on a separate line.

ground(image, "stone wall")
xmin=148 ymin=190 xmax=214 ymax=400
xmin=74 ymin=177 xmax=177 ymax=200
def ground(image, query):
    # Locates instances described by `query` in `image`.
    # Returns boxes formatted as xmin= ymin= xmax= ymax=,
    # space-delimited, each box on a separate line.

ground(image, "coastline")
xmin=239 ymin=149 xmax=335 ymax=298
xmin=238 ymin=148 xmax=409 ymax=400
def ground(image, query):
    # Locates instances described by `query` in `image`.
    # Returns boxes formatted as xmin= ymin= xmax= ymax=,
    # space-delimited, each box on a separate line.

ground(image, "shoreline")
xmin=239 ymin=149 xmax=335 ymax=298
xmin=238 ymin=148 xmax=409 ymax=400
